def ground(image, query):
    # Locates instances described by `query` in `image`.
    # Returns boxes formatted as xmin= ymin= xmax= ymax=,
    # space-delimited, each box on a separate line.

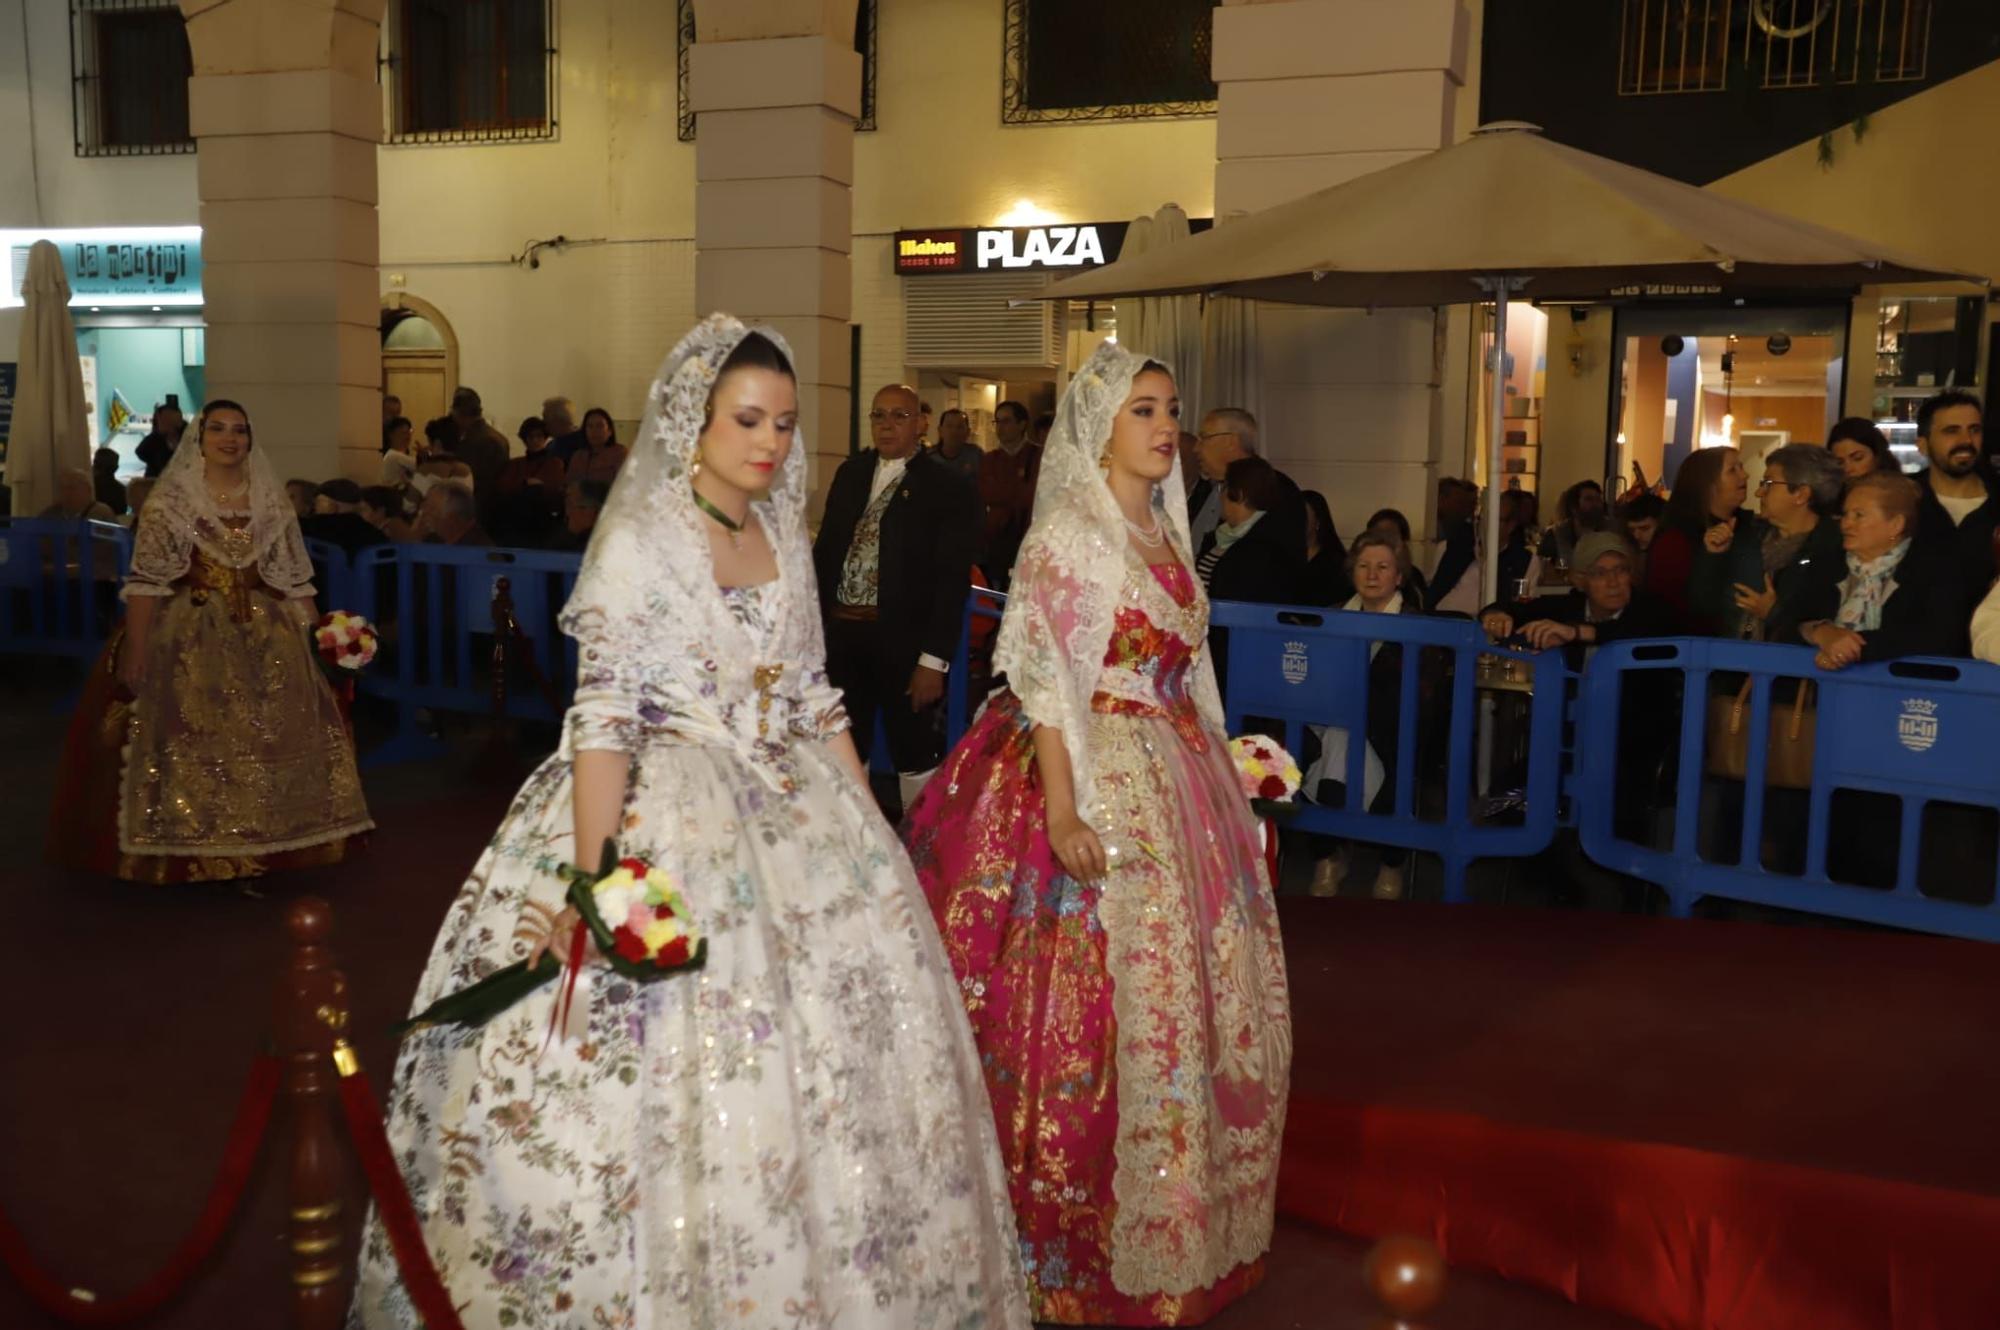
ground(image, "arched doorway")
xmin=380 ymin=293 xmax=459 ymax=431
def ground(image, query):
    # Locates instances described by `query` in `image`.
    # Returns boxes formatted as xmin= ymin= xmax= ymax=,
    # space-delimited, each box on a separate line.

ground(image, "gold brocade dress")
xmin=50 ymin=528 xmax=373 ymax=884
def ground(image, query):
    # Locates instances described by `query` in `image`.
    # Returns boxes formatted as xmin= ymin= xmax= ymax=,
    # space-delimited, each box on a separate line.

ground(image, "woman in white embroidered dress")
xmin=903 ymin=344 xmax=1291 ymax=1324
xmin=350 ymin=317 xmax=1028 ymax=1330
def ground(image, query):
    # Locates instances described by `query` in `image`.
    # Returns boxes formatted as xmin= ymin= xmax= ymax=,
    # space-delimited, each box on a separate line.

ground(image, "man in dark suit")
xmin=813 ymin=383 xmax=979 ymax=790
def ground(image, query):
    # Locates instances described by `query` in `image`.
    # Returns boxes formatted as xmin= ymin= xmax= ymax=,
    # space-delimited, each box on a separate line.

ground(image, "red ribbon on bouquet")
xmin=541 ymin=924 xmax=591 ymax=1058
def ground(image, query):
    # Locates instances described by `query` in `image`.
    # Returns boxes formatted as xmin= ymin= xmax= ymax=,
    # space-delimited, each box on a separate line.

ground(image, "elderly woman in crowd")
xmin=1733 ymin=443 xmax=1847 ymax=644
xmin=1825 ymin=417 xmax=1897 ymax=485
xmin=1792 ymin=472 xmax=1966 ymax=669
xmin=1365 ymin=507 xmax=1431 ymax=606
xmin=1302 ymin=529 xmax=1438 ymax=900
xmin=1644 ymin=446 xmax=1761 ymax=636
xmin=1198 ymin=455 xmax=1302 ymax=603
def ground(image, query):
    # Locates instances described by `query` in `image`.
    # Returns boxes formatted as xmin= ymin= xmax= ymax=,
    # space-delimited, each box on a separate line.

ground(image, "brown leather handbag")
xmin=1705 ymin=677 xmax=1816 ymax=789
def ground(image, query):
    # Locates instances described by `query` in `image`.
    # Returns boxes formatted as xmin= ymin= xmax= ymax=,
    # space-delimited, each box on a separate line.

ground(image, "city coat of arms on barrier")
xmin=1281 ymin=640 xmax=1309 ymax=686
xmin=1898 ymin=697 xmax=1939 ymax=754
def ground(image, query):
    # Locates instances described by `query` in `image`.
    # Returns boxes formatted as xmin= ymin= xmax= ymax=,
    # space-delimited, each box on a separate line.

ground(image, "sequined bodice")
xmin=1090 ymin=560 xmax=1208 ymax=746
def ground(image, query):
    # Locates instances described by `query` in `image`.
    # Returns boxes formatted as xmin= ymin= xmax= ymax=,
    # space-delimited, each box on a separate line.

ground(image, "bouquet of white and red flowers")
xmin=314 ymin=610 xmax=378 ymax=671
xmin=395 ymin=840 xmax=705 ymax=1036
xmin=1228 ymin=734 xmax=1303 ymax=887
xmin=1228 ymin=733 xmax=1303 ymax=815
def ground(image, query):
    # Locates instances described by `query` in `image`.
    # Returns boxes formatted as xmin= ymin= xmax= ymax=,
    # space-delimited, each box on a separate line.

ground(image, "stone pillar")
xmin=688 ymin=3 xmax=860 ymax=518
xmin=1211 ymin=0 xmax=1470 ymax=541
xmin=181 ymin=0 xmax=383 ymax=485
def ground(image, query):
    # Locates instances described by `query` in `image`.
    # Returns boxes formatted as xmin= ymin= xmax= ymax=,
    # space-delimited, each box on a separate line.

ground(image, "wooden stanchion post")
xmin=279 ymin=898 xmax=349 ymax=1330
xmin=487 ymin=576 xmax=518 ymax=774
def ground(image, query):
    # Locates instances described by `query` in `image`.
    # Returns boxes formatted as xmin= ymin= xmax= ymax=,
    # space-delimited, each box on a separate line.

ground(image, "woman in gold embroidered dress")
xmin=903 ymin=343 xmax=1292 ymax=1324
xmin=49 ymin=400 xmax=372 ymax=883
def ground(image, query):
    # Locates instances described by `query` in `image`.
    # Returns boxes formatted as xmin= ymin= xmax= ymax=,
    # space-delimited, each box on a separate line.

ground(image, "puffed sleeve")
xmin=790 ymin=660 xmax=851 ymax=741
xmin=121 ymin=505 xmax=190 ymax=600
xmin=562 ymin=602 xmax=646 ymax=754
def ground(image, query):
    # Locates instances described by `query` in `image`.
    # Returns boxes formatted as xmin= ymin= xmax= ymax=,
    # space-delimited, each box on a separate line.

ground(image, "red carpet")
xmin=1274 ymin=897 xmax=2000 ymax=1330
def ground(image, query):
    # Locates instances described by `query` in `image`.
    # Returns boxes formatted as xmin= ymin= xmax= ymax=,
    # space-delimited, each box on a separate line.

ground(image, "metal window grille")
xmin=382 ymin=0 xmax=558 ymax=145
xmin=1619 ymin=0 xmax=1934 ymax=95
xmin=1618 ymin=0 xmax=1734 ymax=95
xmin=70 ymin=0 xmax=193 ymax=158
xmin=1746 ymin=0 xmax=1936 ymax=90
xmin=676 ymin=0 xmax=877 ymax=143
xmin=1002 ymin=0 xmax=1215 ymax=125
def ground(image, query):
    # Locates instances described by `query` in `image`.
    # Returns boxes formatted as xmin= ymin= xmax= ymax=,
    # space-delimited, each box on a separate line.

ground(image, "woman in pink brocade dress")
xmin=903 ymin=342 xmax=1292 ymax=1325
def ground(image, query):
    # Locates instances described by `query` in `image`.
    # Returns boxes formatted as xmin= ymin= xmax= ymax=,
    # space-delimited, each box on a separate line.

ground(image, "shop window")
xmin=676 ymin=0 xmax=876 ymax=142
xmin=384 ymin=0 xmax=558 ymax=145
xmin=70 ymin=1 xmax=194 ymax=158
xmin=1002 ymin=0 xmax=1215 ymax=125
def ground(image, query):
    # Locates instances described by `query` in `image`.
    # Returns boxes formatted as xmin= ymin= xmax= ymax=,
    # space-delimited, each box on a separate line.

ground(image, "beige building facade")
xmin=1 ymin=0 xmax=1991 ymax=534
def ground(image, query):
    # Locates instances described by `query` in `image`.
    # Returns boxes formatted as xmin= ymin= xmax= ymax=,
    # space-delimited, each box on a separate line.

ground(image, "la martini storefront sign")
xmin=894 ymin=219 xmax=1211 ymax=276
xmin=2 ymin=227 xmax=203 ymax=309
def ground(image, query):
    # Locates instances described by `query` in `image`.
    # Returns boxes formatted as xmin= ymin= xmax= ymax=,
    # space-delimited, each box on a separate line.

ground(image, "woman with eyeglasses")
xmin=1733 ymin=444 xmax=1847 ymax=643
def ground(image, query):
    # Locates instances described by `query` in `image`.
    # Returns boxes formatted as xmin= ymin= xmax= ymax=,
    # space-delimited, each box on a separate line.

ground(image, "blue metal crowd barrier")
xmin=20 ymin=527 xmax=2000 ymax=942
xmin=303 ymin=537 xmax=350 ymax=614
xmin=0 ymin=518 xmax=132 ymax=660
xmin=1575 ymin=637 xmax=2000 ymax=942
xmin=348 ymin=543 xmax=583 ymax=765
xmin=1211 ymin=600 xmax=1569 ymax=901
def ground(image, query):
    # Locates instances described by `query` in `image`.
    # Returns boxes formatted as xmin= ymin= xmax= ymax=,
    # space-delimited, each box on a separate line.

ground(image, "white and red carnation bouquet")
xmin=314 ymin=610 xmax=378 ymax=671
xmin=394 ymin=841 xmax=705 ymax=1037
xmin=1228 ymin=733 xmax=1302 ymax=888
xmin=1228 ymin=733 xmax=1302 ymax=809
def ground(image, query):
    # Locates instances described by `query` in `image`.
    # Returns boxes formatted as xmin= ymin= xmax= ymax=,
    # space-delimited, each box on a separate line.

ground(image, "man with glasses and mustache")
xmin=1913 ymin=389 xmax=1999 ymax=610
xmin=814 ymin=383 xmax=979 ymax=810
xmin=1187 ymin=406 xmax=1306 ymax=562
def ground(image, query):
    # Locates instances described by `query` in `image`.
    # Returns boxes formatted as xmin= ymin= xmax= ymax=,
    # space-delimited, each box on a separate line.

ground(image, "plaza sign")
xmin=894 ymin=219 xmax=1210 ymax=276
xmin=1 ymin=227 xmax=203 ymax=309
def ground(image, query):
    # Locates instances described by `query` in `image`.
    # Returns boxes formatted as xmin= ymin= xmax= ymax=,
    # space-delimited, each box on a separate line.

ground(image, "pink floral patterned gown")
xmin=903 ymin=553 xmax=1292 ymax=1326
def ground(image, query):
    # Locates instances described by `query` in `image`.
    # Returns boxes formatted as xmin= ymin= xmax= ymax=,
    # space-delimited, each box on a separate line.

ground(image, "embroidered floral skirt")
xmin=904 ymin=691 xmax=1292 ymax=1326
xmin=348 ymin=738 xmax=1028 ymax=1330
xmin=48 ymin=577 xmax=371 ymax=884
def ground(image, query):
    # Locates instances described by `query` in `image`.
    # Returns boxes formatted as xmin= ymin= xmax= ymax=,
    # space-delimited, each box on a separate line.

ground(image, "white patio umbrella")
xmin=10 ymin=240 xmax=90 ymax=517
xmin=1045 ymin=123 xmax=1980 ymax=604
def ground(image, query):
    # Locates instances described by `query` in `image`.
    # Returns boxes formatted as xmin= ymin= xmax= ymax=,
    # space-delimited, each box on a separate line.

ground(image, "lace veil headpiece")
xmin=127 ymin=399 xmax=315 ymax=597
xmin=559 ymin=314 xmax=821 ymax=782
xmin=993 ymin=340 xmax=1224 ymax=827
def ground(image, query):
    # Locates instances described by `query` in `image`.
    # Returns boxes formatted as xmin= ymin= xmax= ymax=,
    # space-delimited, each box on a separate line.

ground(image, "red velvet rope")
xmin=334 ymin=1067 xmax=467 ymax=1330
xmin=0 ymin=1054 xmax=283 ymax=1326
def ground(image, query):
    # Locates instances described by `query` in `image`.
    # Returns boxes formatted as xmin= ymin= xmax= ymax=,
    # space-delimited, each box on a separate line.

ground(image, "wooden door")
xmin=384 ymin=351 xmax=449 ymax=430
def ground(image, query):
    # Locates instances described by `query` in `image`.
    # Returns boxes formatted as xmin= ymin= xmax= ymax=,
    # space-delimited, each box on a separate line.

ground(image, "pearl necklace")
xmin=1123 ymin=511 xmax=1165 ymax=547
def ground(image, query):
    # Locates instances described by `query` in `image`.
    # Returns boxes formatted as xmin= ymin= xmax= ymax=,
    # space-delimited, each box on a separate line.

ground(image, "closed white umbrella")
xmin=1114 ymin=213 xmax=1156 ymax=362
xmin=10 ymin=241 xmax=90 ymax=517
xmin=1115 ymin=205 xmax=1205 ymax=424
xmin=1201 ymin=215 xmax=1260 ymax=427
